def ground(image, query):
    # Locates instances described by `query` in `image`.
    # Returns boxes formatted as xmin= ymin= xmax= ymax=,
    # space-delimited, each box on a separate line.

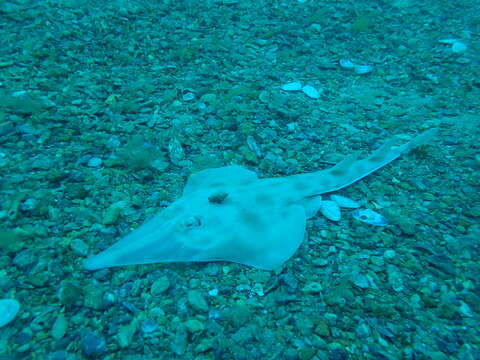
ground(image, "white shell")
xmin=354 ymin=64 xmax=373 ymax=75
xmin=319 ymin=200 xmax=341 ymax=221
xmin=451 ymin=41 xmax=467 ymax=53
xmin=352 ymin=209 xmax=388 ymax=226
xmin=438 ymin=38 xmax=459 ymax=44
xmin=0 ymin=299 xmax=20 ymax=328
xmin=281 ymin=81 xmax=302 ymax=91
xmin=302 ymin=85 xmax=320 ymax=99
xmin=339 ymin=59 xmax=355 ymax=69
xmin=331 ymin=195 xmax=360 ymax=209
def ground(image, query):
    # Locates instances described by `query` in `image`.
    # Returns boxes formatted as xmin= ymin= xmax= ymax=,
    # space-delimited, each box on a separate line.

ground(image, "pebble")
xmin=355 ymin=322 xmax=371 ymax=338
xmin=13 ymin=249 xmax=37 ymax=269
xmin=102 ymin=201 xmax=127 ymax=225
xmin=141 ymin=318 xmax=159 ymax=333
xmin=0 ymin=299 xmax=20 ymax=328
xmin=319 ymin=200 xmax=341 ymax=221
xmin=20 ymin=198 xmax=38 ymax=212
xmin=352 ymin=208 xmax=388 ymax=226
xmin=184 ymin=319 xmax=205 ymax=333
xmin=386 ymin=264 xmax=404 ymax=292
xmin=87 ymin=157 xmax=102 ymax=167
xmin=151 ymin=276 xmax=170 ymax=295
xmin=383 ymin=249 xmax=397 ymax=260
xmin=51 ymin=314 xmax=68 ymax=340
xmin=252 ymin=283 xmax=264 ymax=296
xmin=70 ymin=239 xmax=89 ymax=256
xmin=301 ymin=85 xmax=321 ymax=99
xmin=168 ymin=137 xmax=185 ymax=165
xmin=80 ymin=331 xmax=106 ymax=356
xmin=200 ymin=93 xmax=217 ymax=104
xmin=314 ymin=321 xmax=330 ymax=337
xmin=208 ymin=288 xmax=219 ymax=296
xmin=351 ymin=273 xmax=370 ymax=288
xmin=83 ymin=284 xmax=104 ymax=310
xmin=187 ymin=290 xmax=208 ymax=312
xmin=281 ymin=81 xmax=302 ymax=91
xmin=117 ymin=323 xmax=136 ymax=348
xmin=172 ymin=324 xmax=188 ymax=355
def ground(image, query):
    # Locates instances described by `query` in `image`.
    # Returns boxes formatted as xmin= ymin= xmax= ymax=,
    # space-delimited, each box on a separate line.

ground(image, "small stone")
xmin=286 ymin=122 xmax=296 ymax=132
xmin=83 ymin=284 xmax=104 ymax=310
xmin=383 ymin=249 xmax=396 ymax=259
xmin=370 ymin=255 xmax=384 ymax=266
xmin=168 ymin=137 xmax=185 ymax=165
xmin=12 ymin=249 xmax=37 ymax=269
xmin=20 ymin=198 xmax=38 ymax=212
xmin=396 ymin=217 xmax=416 ymax=235
xmin=458 ymin=301 xmax=474 ymax=317
xmin=200 ymin=93 xmax=217 ymax=104
xmin=87 ymin=157 xmax=102 ymax=167
xmin=208 ymin=288 xmax=218 ymax=296
xmin=151 ymin=276 xmax=170 ymax=295
xmin=467 ymin=204 xmax=480 ymax=217
xmin=117 ymin=323 xmax=136 ymax=348
xmin=302 ymin=85 xmax=321 ymax=99
xmin=58 ymin=281 xmax=83 ymax=306
xmin=351 ymin=273 xmax=370 ymax=288
xmin=298 ymin=346 xmax=316 ymax=360
xmin=80 ymin=331 xmax=105 ymax=356
xmin=302 ymin=282 xmax=323 ymax=294
xmin=141 ymin=318 xmax=159 ymax=333
xmin=195 ymin=339 xmax=213 ymax=353
xmin=386 ymin=264 xmax=404 ymax=292
xmin=150 ymin=307 xmax=166 ymax=324
xmin=314 ymin=321 xmax=330 ymax=337
xmin=171 ymin=324 xmax=188 ymax=355
xmin=102 ymin=204 xmax=121 ymax=225
xmin=184 ymin=319 xmax=205 ymax=333
xmin=0 ymin=299 xmax=20 ymax=328
xmin=252 ymin=283 xmax=264 ymax=296
xmin=70 ymin=239 xmax=89 ymax=256
xmin=187 ymin=290 xmax=208 ymax=312
xmin=51 ymin=314 xmax=68 ymax=340
xmin=355 ymin=322 xmax=371 ymax=338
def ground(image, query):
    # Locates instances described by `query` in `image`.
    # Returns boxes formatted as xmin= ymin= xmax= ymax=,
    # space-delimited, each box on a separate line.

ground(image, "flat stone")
xmin=187 ymin=290 xmax=208 ymax=312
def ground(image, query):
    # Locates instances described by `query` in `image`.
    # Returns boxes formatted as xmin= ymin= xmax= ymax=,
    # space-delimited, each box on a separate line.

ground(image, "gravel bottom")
xmin=0 ymin=0 xmax=479 ymax=359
